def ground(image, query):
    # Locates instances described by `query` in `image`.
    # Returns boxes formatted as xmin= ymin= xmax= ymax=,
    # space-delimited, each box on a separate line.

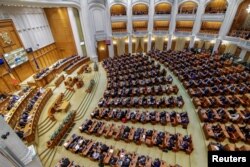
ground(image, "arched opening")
xmin=132 ymin=4 xmax=149 ymax=15
xmin=205 ymin=0 xmax=228 ymax=14
xmin=155 ymin=3 xmax=172 ymax=15
xmin=110 ymin=4 xmax=126 ymax=16
xmin=178 ymin=1 xmax=197 ymax=14
xmin=229 ymin=0 xmax=250 ymax=40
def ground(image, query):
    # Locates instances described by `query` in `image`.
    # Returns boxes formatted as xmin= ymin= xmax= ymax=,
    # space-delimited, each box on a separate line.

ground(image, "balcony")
xmin=112 ymin=31 xmax=128 ymax=38
xmin=133 ymin=29 xmax=148 ymax=37
xmin=153 ymin=14 xmax=171 ymax=21
xmin=153 ymin=30 xmax=169 ymax=36
xmin=202 ymin=13 xmax=225 ymax=22
xmin=176 ymin=14 xmax=196 ymax=21
xmin=224 ymin=36 xmax=250 ymax=49
xmin=111 ymin=15 xmax=127 ymax=22
xmin=132 ymin=15 xmax=149 ymax=21
xmin=174 ymin=31 xmax=192 ymax=37
xmin=196 ymin=33 xmax=218 ymax=40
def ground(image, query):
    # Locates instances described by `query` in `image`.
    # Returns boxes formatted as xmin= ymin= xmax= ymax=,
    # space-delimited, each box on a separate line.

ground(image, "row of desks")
xmin=4 ymin=87 xmax=37 ymax=128
xmin=33 ymin=56 xmax=80 ymax=87
xmin=15 ymin=88 xmax=53 ymax=143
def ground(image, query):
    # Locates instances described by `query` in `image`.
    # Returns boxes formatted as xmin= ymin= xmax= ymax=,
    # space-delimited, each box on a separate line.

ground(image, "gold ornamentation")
xmin=0 ymin=32 xmax=12 ymax=45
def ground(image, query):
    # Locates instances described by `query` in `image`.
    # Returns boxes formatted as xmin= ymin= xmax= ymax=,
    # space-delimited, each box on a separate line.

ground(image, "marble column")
xmin=67 ymin=7 xmax=83 ymax=56
xmin=147 ymin=0 xmax=154 ymax=51
xmin=239 ymin=49 xmax=247 ymax=60
xmin=0 ymin=117 xmax=42 ymax=167
xmin=127 ymin=0 xmax=133 ymax=53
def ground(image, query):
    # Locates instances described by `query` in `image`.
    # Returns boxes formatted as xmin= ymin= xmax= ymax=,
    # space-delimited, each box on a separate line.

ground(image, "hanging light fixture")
xmin=247 ymin=5 xmax=250 ymax=13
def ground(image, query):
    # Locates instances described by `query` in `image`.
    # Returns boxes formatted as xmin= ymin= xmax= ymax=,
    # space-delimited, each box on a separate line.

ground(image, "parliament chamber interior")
xmin=0 ymin=0 xmax=250 ymax=167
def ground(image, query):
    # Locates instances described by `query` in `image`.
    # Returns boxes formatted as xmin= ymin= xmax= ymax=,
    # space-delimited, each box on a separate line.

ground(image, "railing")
xmin=153 ymin=14 xmax=171 ymax=20
xmin=112 ymin=31 xmax=128 ymax=38
xmin=133 ymin=30 xmax=148 ymax=37
xmin=132 ymin=15 xmax=149 ymax=21
xmin=111 ymin=15 xmax=127 ymax=22
xmin=153 ymin=30 xmax=169 ymax=36
xmin=174 ymin=31 xmax=192 ymax=37
xmin=196 ymin=33 xmax=218 ymax=40
xmin=201 ymin=13 xmax=225 ymax=21
xmin=176 ymin=14 xmax=196 ymax=20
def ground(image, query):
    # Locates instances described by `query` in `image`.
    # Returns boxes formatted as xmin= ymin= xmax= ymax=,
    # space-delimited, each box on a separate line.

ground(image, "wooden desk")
xmin=17 ymin=88 xmax=53 ymax=143
xmin=65 ymin=57 xmax=90 ymax=75
xmin=5 ymin=87 xmax=37 ymax=128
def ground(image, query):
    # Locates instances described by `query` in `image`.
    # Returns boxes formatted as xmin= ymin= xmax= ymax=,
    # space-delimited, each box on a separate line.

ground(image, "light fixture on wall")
xmin=247 ymin=5 xmax=250 ymax=13
xmin=80 ymin=41 xmax=85 ymax=46
xmin=113 ymin=40 xmax=117 ymax=45
xmin=194 ymin=37 xmax=200 ymax=41
xmin=151 ymin=37 xmax=155 ymax=41
xmin=164 ymin=37 xmax=168 ymax=41
xmin=132 ymin=39 xmax=136 ymax=43
xmin=144 ymin=38 xmax=148 ymax=42
xmin=99 ymin=46 xmax=105 ymax=51
xmin=221 ymin=40 xmax=228 ymax=45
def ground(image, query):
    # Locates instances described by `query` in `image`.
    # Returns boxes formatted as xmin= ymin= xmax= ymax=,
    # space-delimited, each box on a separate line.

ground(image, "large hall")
xmin=0 ymin=0 xmax=249 ymax=167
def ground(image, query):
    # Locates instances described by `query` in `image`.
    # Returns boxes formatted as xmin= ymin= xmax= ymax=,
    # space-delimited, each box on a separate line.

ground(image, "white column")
xmin=213 ymin=38 xmax=221 ymax=53
xmin=192 ymin=0 xmax=205 ymax=35
xmin=169 ymin=0 xmax=178 ymax=35
xmin=147 ymin=0 xmax=154 ymax=51
xmin=0 ymin=117 xmax=42 ymax=167
xmin=127 ymin=0 xmax=133 ymax=53
xmin=67 ymin=7 xmax=83 ymax=56
xmin=218 ymin=0 xmax=243 ymax=38
xmin=167 ymin=34 xmax=173 ymax=50
xmin=147 ymin=33 xmax=152 ymax=51
xmin=79 ymin=1 xmax=98 ymax=60
xmin=239 ymin=49 xmax=247 ymax=60
xmin=189 ymin=36 xmax=195 ymax=48
xmin=106 ymin=4 xmax=114 ymax=58
xmin=168 ymin=0 xmax=178 ymax=50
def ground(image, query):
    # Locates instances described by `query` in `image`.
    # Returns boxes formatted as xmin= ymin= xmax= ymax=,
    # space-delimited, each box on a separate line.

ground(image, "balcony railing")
xmin=111 ymin=15 xmax=127 ymax=22
xmin=176 ymin=14 xmax=196 ymax=20
xmin=153 ymin=14 xmax=171 ymax=20
xmin=196 ymin=33 xmax=218 ymax=40
xmin=112 ymin=31 xmax=128 ymax=38
xmin=132 ymin=15 xmax=149 ymax=21
xmin=174 ymin=31 xmax=192 ymax=37
xmin=201 ymin=13 xmax=225 ymax=21
xmin=153 ymin=30 xmax=169 ymax=36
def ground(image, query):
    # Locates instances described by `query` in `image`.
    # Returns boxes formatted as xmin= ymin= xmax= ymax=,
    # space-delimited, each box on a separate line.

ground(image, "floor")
xmin=33 ymin=60 xmax=209 ymax=167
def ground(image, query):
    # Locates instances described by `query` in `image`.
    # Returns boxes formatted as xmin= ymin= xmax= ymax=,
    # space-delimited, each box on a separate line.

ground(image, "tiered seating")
xmin=79 ymin=119 xmax=193 ymax=154
xmin=3 ymin=87 xmax=37 ymax=128
xmin=91 ymin=108 xmax=189 ymax=128
xmin=203 ymin=123 xmax=249 ymax=144
xmin=15 ymin=88 xmax=53 ymax=142
xmin=98 ymin=96 xmax=184 ymax=108
xmin=208 ymin=142 xmax=250 ymax=151
xmin=64 ymin=134 xmax=182 ymax=167
xmin=148 ymin=49 xmax=250 ymax=151
xmin=64 ymin=57 xmax=90 ymax=75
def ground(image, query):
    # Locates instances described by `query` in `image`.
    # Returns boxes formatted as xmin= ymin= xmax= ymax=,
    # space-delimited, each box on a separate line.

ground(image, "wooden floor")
xmin=34 ymin=61 xmax=209 ymax=167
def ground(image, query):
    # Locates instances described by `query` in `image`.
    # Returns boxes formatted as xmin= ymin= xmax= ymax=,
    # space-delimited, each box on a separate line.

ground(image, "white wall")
xmin=0 ymin=6 xmax=54 ymax=51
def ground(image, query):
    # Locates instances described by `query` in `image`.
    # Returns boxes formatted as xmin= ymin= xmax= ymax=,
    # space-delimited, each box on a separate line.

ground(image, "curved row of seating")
xmin=64 ymin=134 xmax=182 ymax=167
xmin=91 ymin=108 xmax=189 ymax=128
xmin=79 ymin=119 xmax=193 ymax=154
xmin=98 ymin=96 xmax=184 ymax=108
xmin=104 ymin=85 xmax=178 ymax=98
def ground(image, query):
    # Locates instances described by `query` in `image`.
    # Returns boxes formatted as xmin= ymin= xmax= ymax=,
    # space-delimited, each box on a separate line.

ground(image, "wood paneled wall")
xmin=0 ymin=19 xmax=62 ymax=93
xmin=97 ymin=41 xmax=109 ymax=62
xmin=44 ymin=7 xmax=77 ymax=58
